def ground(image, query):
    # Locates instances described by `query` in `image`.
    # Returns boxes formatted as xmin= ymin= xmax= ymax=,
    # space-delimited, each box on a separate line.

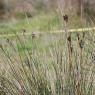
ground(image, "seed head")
xmin=63 ymin=14 xmax=68 ymax=22
xmin=79 ymin=40 xmax=84 ymax=49
xmin=32 ymin=33 xmax=36 ymax=38
xmin=91 ymin=51 xmax=95 ymax=64
xmin=6 ymin=38 xmax=10 ymax=43
xmin=83 ymin=32 xmax=85 ymax=38
xmin=67 ymin=36 xmax=71 ymax=42
xmin=22 ymin=29 xmax=26 ymax=33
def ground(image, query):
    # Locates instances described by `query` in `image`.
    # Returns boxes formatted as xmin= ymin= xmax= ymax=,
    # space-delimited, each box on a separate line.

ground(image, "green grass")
xmin=0 ymin=13 xmax=61 ymax=34
xmin=0 ymin=12 xmax=94 ymax=36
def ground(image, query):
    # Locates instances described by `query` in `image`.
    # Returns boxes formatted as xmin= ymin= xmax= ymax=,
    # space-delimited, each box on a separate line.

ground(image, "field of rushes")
xmin=0 ymin=30 xmax=95 ymax=95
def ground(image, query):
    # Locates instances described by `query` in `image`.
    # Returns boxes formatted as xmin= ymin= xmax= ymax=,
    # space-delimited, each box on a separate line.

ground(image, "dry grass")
xmin=0 ymin=27 xmax=95 ymax=95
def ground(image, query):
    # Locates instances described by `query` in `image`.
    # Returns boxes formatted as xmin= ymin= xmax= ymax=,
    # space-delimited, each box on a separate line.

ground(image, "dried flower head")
xmin=67 ymin=36 xmax=71 ymax=42
xmin=22 ymin=29 xmax=26 ymax=33
xmin=32 ymin=33 xmax=36 ymax=38
xmin=6 ymin=38 xmax=10 ymax=43
xmin=91 ymin=51 xmax=95 ymax=64
xmin=77 ymin=33 xmax=80 ymax=41
xmin=79 ymin=40 xmax=84 ymax=49
xmin=63 ymin=14 xmax=68 ymax=22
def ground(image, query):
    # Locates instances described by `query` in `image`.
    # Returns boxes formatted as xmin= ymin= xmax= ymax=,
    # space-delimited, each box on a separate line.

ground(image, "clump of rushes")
xmin=0 ymin=30 xmax=95 ymax=95
xmin=76 ymin=32 xmax=86 ymax=95
xmin=0 ymin=15 xmax=95 ymax=95
xmin=63 ymin=14 xmax=75 ymax=95
xmin=63 ymin=14 xmax=72 ymax=71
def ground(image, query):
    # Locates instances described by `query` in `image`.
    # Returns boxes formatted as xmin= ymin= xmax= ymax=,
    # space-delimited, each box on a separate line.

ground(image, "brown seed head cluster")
xmin=63 ymin=14 xmax=68 ymax=22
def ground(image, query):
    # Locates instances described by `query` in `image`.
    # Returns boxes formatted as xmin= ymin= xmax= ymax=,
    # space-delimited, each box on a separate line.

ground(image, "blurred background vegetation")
xmin=0 ymin=0 xmax=57 ymax=19
xmin=0 ymin=0 xmax=95 ymax=19
xmin=0 ymin=0 xmax=95 ymax=34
